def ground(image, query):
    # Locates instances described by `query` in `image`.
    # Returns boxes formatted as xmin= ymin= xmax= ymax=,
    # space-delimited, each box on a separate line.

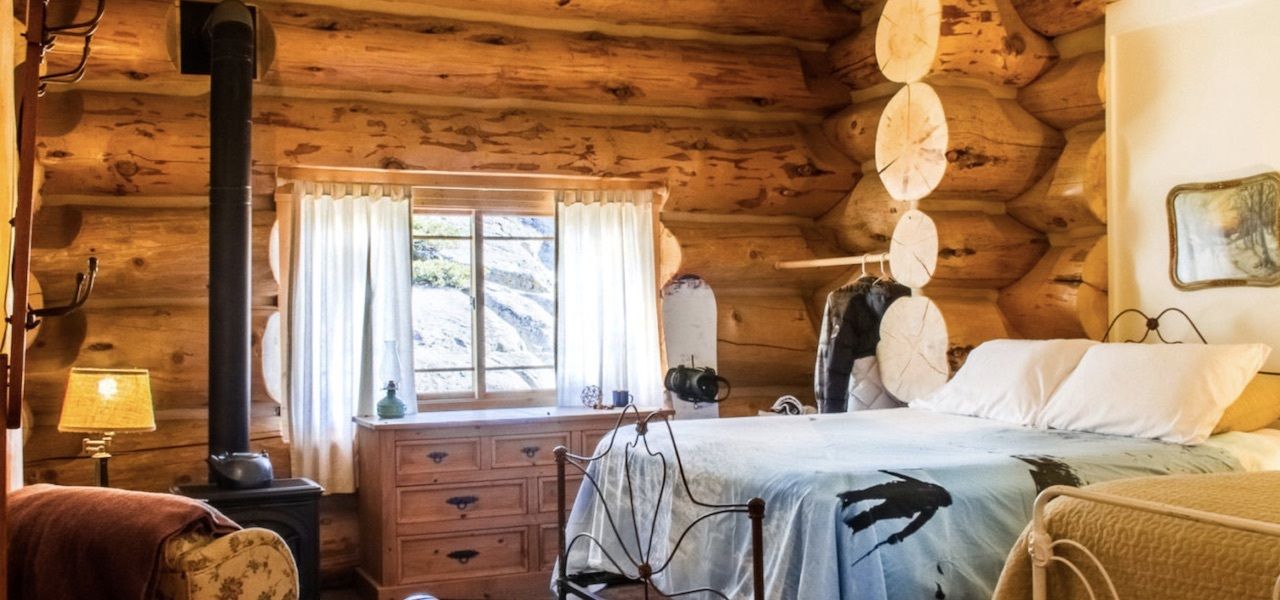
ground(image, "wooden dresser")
xmin=353 ymin=407 xmax=629 ymax=599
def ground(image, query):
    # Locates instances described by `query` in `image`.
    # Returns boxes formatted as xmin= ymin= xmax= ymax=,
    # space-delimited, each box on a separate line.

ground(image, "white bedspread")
xmin=560 ymin=409 xmax=1278 ymax=599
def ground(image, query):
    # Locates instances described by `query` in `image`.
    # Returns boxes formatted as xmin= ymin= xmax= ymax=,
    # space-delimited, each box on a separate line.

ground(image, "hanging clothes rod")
xmin=773 ymin=252 xmax=889 ymax=270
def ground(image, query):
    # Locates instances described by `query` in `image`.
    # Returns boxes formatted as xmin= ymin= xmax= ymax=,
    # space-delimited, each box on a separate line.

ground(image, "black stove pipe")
xmin=206 ymin=0 xmax=255 ymax=467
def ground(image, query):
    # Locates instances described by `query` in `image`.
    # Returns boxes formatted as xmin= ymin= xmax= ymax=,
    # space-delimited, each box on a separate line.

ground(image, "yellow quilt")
xmin=994 ymin=471 xmax=1280 ymax=600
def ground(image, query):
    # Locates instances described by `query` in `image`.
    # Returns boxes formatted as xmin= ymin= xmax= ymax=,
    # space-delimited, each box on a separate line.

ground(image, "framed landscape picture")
xmin=1168 ymin=171 xmax=1280 ymax=290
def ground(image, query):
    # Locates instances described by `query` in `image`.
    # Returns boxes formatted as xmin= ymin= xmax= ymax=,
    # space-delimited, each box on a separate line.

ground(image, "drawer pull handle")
xmin=446 ymin=495 xmax=479 ymax=511
xmin=521 ymin=446 xmax=541 ymax=459
xmin=427 ymin=451 xmax=449 ymax=464
xmin=447 ymin=549 xmax=479 ymax=565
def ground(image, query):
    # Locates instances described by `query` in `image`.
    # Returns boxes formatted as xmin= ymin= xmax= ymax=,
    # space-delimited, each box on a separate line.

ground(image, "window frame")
xmin=410 ymin=191 xmax=558 ymax=412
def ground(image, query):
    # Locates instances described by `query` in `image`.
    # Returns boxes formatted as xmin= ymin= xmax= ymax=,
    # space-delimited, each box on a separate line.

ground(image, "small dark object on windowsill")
xmin=581 ymin=385 xmax=611 ymax=410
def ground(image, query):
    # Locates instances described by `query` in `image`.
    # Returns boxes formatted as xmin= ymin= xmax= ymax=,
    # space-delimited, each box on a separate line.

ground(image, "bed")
xmin=994 ymin=469 xmax=1280 ymax=600
xmin=557 ymin=408 xmax=1280 ymax=599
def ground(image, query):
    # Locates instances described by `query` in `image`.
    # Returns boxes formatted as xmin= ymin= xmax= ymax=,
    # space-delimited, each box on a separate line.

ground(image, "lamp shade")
xmin=58 ymin=368 xmax=156 ymax=433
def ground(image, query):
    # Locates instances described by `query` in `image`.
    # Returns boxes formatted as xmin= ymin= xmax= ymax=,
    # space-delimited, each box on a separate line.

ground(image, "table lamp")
xmin=58 ymin=368 xmax=155 ymax=487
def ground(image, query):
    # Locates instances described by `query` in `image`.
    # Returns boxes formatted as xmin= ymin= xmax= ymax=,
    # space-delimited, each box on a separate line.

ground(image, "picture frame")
xmin=1167 ymin=171 xmax=1280 ymax=290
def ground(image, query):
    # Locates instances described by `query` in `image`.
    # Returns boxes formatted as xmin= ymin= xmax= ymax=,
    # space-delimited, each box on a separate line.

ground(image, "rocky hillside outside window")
xmin=411 ymin=200 xmax=557 ymax=409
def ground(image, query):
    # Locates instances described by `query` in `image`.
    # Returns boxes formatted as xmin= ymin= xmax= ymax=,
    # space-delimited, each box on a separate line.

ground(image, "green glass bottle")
xmin=377 ymin=340 xmax=407 ymax=419
xmin=377 ymin=380 xmax=406 ymax=419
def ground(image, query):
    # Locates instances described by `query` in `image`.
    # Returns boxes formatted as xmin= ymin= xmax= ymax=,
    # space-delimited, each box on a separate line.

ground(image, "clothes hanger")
xmin=873 ymin=253 xmax=894 ymax=286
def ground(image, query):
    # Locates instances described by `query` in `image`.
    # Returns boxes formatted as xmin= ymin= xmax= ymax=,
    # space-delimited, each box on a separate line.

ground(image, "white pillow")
xmin=1038 ymin=343 xmax=1272 ymax=444
xmin=910 ymin=339 xmax=1096 ymax=425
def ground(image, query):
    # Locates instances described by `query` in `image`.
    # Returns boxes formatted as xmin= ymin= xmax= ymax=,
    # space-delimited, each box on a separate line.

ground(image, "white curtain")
xmin=556 ymin=190 xmax=662 ymax=407
xmin=285 ymin=181 xmax=416 ymax=493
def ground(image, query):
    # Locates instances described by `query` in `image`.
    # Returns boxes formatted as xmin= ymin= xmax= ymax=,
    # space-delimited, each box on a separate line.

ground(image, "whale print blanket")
xmin=560 ymin=409 xmax=1260 ymax=599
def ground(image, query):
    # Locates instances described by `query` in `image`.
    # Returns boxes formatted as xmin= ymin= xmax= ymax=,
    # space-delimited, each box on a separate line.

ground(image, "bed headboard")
xmin=1099 ymin=307 xmax=1208 ymax=344
xmin=1102 ymin=307 xmax=1280 ymax=375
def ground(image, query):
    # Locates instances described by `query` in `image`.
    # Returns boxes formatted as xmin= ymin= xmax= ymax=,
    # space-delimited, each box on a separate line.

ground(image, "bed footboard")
xmin=554 ymin=407 xmax=766 ymax=600
xmin=1029 ymin=485 xmax=1280 ymax=600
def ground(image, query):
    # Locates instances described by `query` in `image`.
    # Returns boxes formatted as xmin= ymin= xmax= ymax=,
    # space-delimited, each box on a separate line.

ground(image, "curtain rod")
xmin=276 ymin=165 xmax=665 ymax=192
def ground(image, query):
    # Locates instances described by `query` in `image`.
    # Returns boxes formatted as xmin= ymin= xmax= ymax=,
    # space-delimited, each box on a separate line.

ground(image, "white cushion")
xmin=910 ymin=339 xmax=1096 ymax=425
xmin=1038 ymin=343 xmax=1271 ymax=444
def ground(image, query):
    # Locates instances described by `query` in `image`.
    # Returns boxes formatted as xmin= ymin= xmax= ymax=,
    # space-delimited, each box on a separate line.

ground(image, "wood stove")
xmin=175 ymin=479 xmax=323 ymax=599
xmin=171 ymin=3 xmax=322 ymax=598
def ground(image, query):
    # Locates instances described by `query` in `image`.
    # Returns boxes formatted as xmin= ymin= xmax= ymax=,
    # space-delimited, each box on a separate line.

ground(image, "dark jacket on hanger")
xmin=815 ymin=277 xmax=912 ymax=413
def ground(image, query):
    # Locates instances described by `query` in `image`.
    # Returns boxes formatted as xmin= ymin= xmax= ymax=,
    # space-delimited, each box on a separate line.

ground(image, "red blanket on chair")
xmin=7 ymin=484 xmax=240 ymax=600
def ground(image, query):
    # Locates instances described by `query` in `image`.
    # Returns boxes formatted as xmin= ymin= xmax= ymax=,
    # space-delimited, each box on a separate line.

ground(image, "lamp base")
xmin=93 ymin=452 xmax=110 ymax=487
xmin=81 ymin=433 xmax=115 ymax=487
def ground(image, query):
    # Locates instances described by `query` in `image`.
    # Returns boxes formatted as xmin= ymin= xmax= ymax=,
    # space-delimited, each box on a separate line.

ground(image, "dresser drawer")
xmin=491 ymin=432 xmax=570 ymax=468
xmin=539 ymin=523 xmax=560 ymax=570
xmin=398 ymin=479 xmax=528 ymax=524
xmin=581 ymin=428 xmax=618 ymax=456
xmin=396 ymin=438 xmax=482 ymax=481
xmin=399 ymin=527 xmax=528 ymax=583
xmin=537 ymin=474 xmax=583 ymax=513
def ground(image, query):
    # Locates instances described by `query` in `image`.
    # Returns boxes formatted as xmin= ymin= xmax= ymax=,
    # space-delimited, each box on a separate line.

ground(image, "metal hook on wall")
xmin=26 ymin=257 xmax=98 ymax=330
xmin=45 ymin=0 xmax=107 ymax=37
xmin=37 ymin=0 xmax=107 ymax=96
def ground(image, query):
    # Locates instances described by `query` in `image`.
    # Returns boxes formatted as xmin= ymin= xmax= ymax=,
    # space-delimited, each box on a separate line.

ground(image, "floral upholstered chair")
xmin=155 ymin=527 xmax=299 ymax=600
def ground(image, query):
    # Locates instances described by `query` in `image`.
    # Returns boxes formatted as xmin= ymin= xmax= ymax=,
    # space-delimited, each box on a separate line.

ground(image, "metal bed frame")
xmin=1029 ymin=307 xmax=1280 ymax=599
xmin=554 ymin=406 xmax=766 ymax=600
xmin=1028 ymin=484 xmax=1280 ymax=600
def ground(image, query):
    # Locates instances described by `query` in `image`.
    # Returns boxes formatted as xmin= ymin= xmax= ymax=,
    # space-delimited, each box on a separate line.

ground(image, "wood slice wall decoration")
xmin=874 ymin=82 xmax=1064 ymax=202
xmin=874 ymin=0 xmax=1056 ymax=87
xmin=817 ymin=0 xmax=1107 ymax=381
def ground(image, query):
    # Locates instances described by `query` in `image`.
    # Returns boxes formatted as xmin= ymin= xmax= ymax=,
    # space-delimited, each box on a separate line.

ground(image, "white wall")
xmin=1108 ymin=0 xmax=1280 ymax=369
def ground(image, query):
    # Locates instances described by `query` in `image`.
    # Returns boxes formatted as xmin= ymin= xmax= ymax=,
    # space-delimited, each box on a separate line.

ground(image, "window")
xmin=411 ymin=202 xmax=556 ymax=408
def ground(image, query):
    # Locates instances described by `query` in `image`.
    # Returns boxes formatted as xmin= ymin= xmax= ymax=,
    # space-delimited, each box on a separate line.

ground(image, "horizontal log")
xmin=1017 ymin=52 xmax=1105 ymax=130
xmin=24 ymin=433 xmax=289 ymax=492
xmin=931 ymin=293 xmax=1015 ymax=372
xmin=1007 ymin=122 xmax=1105 ymax=232
xmin=658 ymin=221 xmax=847 ymax=289
xmin=999 ymin=236 xmax=1108 ymax=339
xmin=1009 ymin=0 xmax=1105 ymax=37
xmin=31 ymin=205 xmax=277 ymax=301
xmin=876 ymin=0 xmax=1056 ymax=88
xmin=818 ymin=175 xmax=907 ymax=253
xmin=287 ymin=0 xmax=863 ymax=42
xmin=717 ymin=293 xmax=817 ymax=388
xmin=319 ymin=495 xmax=362 ymax=586
xmin=822 ymin=96 xmax=891 ymax=165
xmin=888 ymin=209 xmax=1048 ymax=289
xmin=25 ymin=305 xmax=274 ymax=415
xmin=828 ymin=23 xmax=889 ymax=90
xmin=38 ymin=90 xmax=856 ymax=217
xmin=875 ymin=82 xmax=1064 ymax=202
xmin=24 ymin=405 xmax=283 ymax=462
xmin=49 ymin=0 xmax=847 ymax=115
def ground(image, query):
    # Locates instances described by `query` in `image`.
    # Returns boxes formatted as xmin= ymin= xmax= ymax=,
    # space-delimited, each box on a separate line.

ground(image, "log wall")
xmin=817 ymin=0 xmax=1108 ymax=400
xmin=25 ymin=0 xmax=864 ymax=584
